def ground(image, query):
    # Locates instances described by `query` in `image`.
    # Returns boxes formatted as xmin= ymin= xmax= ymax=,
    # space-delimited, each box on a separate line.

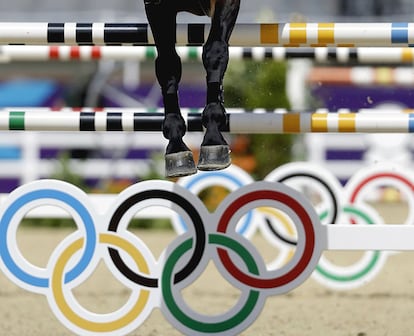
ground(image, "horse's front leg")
xmin=157 ymin=50 xmax=196 ymax=178
xmin=145 ymin=1 xmax=196 ymax=177
xmin=198 ymin=0 xmax=240 ymax=171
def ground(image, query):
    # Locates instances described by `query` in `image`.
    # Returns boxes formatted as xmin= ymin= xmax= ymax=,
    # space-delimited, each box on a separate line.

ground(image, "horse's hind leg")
xmin=197 ymin=0 xmax=240 ymax=171
xmin=145 ymin=1 xmax=196 ymax=177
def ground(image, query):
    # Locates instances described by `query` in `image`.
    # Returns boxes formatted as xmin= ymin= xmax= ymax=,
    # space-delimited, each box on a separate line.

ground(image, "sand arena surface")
xmin=0 ymin=222 xmax=414 ymax=336
xmin=1 ymin=202 xmax=414 ymax=336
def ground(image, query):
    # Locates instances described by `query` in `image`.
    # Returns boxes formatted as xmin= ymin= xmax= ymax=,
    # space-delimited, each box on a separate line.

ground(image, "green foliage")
xmin=128 ymin=218 xmax=173 ymax=230
xmin=225 ymin=61 xmax=290 ymax=109
xmin=224 ymin=60 xmax=295 ymax=179
xmin=20 ymin=218 xmax=76 ymax=228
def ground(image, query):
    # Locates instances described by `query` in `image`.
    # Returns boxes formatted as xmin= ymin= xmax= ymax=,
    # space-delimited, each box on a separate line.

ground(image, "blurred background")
xmin=0 ymin=0 xmax=413 ymax=21
xmin=0 ymin=0 xmax=413 ymax=200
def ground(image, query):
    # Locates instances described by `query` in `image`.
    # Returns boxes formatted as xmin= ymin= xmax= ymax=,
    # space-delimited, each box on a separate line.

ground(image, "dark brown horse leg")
xmin=144 ymin=1 xmax=196 ymax=177
xmin=197 ymin=0 xmax=240 ymax=171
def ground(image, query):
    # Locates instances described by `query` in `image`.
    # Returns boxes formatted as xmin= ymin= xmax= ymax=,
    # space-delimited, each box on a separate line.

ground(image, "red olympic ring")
xmin=349 ymin=172 xmax=414 ymax=204
xmin=217 ymin=189 xmax=317 ymax=289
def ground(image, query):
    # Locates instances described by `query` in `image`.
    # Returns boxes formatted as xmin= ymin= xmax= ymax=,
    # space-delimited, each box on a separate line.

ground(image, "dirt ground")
xmin=1 ymin=203 xmax=414 ymax=336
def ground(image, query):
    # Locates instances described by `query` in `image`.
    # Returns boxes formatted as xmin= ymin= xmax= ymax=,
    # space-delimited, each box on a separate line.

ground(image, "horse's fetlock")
xmin=202 ymin=102 xmax=226 ymax=128
xmin=162 ymin=114 xmax=186 ymax=140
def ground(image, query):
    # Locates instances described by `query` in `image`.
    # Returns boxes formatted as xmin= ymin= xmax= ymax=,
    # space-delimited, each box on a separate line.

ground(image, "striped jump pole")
xmin=2 ymin=22 xmax=414 ymax=46
xmin=3 ymin=108 xmax=414 ymax=133
xmin=2 ymin=45 xmax=414 ymax=64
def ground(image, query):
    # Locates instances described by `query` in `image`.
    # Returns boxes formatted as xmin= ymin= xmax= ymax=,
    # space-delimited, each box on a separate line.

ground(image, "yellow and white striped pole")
xmin=1 ymin=23 xmax=414 ymax=47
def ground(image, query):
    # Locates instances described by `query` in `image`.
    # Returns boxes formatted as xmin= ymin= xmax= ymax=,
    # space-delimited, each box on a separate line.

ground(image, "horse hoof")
xmin=197 ymin=145 xmax=231 ymax=171
xmin=165 ymin=151 xmax=197 ymax=178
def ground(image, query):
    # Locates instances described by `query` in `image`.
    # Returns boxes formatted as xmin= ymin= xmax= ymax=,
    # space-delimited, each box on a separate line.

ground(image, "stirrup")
xmin=165 ymin=151 xmax=197 ymax=178
xmin=197 ymin=145 xmax=231 ymax=171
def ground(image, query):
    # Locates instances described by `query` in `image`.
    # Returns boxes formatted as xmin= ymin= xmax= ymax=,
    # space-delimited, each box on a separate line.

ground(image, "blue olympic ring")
xmin=179 ymin=171 xmax=253 ymax=235
xmin=0 ymin=189 xmax=96 ymax=288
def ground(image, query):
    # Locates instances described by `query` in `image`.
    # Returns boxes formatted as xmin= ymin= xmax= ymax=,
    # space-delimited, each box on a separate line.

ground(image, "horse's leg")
xmin=197 ymin=0 xmax=240 ymax=171
xmin=144 ymin=0 xmax=197 ymax=177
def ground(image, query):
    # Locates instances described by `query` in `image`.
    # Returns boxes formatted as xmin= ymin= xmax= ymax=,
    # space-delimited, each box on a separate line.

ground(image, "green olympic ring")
xmin=161 ymin=234 xmax=262 ymax=334
xmin=314 ymin=204 xmax=388 ymax=290
xmin=260 ymin=203 xmax=387 ymax=290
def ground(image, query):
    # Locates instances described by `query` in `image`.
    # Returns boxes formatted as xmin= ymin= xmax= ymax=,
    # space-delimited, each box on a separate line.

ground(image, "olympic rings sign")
xmin=0 ymin=179 xmax=322 ymax=336
xmin=263 ymin=162 xmax=413 ymax=289
xmin=176 ymin=162 xmax=413 ymax=290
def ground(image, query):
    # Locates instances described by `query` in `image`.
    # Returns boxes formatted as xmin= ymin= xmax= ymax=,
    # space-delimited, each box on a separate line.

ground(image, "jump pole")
xmin=2 ymin=109 xmax=414 ymax=133
xmin=1 ymin=45 xmax=414 ymax=64
xmin=1 ymin=22 xmax=414 ymax=46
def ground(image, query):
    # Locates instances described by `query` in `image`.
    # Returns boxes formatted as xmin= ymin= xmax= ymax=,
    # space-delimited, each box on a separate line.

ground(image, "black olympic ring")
xmin=108 ymin=189 xmax=205 ymax=287
xmin=277 ymin=173 xmax=339 ymax=224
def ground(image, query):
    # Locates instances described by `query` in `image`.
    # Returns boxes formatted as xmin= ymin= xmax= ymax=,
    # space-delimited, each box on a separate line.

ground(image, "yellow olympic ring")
xmin=259 ymin=207 xmax=296 ymax=237
xmin=51 ymin=232 xmax=151 ymax=333
xmin=259 ymin=207 xmax=296 ymax=266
